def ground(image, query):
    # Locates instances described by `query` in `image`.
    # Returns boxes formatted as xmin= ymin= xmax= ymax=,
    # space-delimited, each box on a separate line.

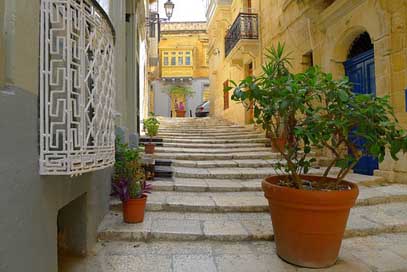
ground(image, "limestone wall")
xmin=207 ymin=0 xmax=407 ymax=180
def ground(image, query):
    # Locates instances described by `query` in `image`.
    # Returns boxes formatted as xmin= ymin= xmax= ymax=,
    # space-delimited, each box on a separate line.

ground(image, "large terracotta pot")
xmin=262 ymin=175 xmax=359 ymax=268
xmin=144 ymin=143 xmax=155 ymax=154
xmin=176 ymin=110 xmax=186 ymax=117
xmin=122 ymin=196 xmax=147 ymax=223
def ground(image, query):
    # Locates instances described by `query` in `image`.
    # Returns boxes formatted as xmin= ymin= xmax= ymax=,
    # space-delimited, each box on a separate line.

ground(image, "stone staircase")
xmin=98 ymin=117 xmax=407 ymax=244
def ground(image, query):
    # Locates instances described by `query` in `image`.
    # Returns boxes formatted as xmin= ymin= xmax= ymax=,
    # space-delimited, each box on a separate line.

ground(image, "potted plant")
xmin=227 ymin=43 xmax=407 ymax=268
xmin=143 ymin=115 xmax=160 ymax=154
xmin=164 ymin=85 xmax=194 ymax=117
xmin=111 ymin=140 xmax=152 ymax=223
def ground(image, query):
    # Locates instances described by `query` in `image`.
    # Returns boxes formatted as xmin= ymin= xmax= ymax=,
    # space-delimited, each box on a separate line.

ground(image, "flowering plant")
xmin=111 ymin=140 xmax=152 ymax=202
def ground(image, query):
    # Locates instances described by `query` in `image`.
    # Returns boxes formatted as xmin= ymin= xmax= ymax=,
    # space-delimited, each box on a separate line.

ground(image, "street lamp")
xmin=164 ymin=0 xmax=175 ymax=21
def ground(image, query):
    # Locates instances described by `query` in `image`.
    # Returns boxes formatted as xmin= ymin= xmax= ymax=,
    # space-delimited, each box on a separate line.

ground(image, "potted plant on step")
xmin=112 ymin=140 xmax=152 ymax=223
xmin=164 ymin=85 xmax=194 ymax=117
xmin=143 ymin=115 xmax=160 ymax=154
xmin=227 ymin=43 xmax=407 ymax=268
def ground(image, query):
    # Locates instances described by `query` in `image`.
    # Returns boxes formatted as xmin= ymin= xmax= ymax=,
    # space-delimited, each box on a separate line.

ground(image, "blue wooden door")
xmin=344 ymin=49 xmax=378 ymax=175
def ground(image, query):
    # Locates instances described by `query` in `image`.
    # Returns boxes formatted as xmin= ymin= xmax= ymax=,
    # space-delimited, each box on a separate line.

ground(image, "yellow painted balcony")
xmin=161 ymin=66 xmax=193 ymax=78
xmin=224 ymin=12 xmax=259 ymax=64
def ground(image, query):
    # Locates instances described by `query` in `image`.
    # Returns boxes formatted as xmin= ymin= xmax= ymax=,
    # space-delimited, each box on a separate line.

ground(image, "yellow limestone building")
xmin=206 ymin=0 xmax=407 ymax=180
xmin=150 ymin=21 xmax=210 ymax=117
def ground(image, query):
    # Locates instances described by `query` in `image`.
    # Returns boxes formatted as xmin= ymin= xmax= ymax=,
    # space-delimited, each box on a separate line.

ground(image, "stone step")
xmin=172 ymin=166 xmax=278 ymax=179
xmin=152 ymin=178 xmax=262 ymax=192
xmin=151 ymin=174 xmax=389 ymax=193
xmin=111 ymin=184 xmax=407 ymax=213
xmin=158 ymin=131 xmax=263 ymax=137
xmin=98 ymin=202 xmax=407 ymax=242
xmin=161 ymin=138 xmax=269 ymax=144
xmin=158 ymin=129 xmax=255 ymax=134
xmin=153 ymin=151 xmax=280 ymax=161
xmin=153 ymin=147 xmax=272 ymax=154
xmin=173 ymin=165 xmax=331 ymax=179
xmin=162 ymin=143 xmax=266 ymax=149
xmin=172 ymin=159 xmax=283 ymax=168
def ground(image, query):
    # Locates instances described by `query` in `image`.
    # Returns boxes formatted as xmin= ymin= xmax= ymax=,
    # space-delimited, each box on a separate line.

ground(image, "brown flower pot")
xmin=176 ymin=110 xmax=186 ymax=117
xmin=144 ymin=143 xmax=155 ymax=154
xmin=262 ymin=175 xmax=359 ymax=268
xmin=122 ymin=196 xmax=147 ymax=223
xmin=271 ymin=137 xmax=286 ymax=152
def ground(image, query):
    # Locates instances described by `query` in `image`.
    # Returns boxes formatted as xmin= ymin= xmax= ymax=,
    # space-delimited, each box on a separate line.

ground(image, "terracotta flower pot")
xmin=176 ymin=110 xmax=186 ymax=117
xmin=262 ymin=175 xmax=359 ymax=268
xmin=122 ymin=196 xmax=147 ymax=223
xmin=144 ymin=143 xmax=155 ymax=154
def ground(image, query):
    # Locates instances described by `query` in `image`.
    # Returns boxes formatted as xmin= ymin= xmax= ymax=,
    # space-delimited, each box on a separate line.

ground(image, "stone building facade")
xmin=150 ymin=21 xmax=210 ymax=117
xmin=0 ymin=0 xmax=149 ymax=271
xmin=206 ymin=0 xmax=407 ymax=179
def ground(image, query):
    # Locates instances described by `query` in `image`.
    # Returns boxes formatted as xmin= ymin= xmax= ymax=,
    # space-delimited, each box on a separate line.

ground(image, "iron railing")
xmin=225 ymin=13 xmax=259 ymax=57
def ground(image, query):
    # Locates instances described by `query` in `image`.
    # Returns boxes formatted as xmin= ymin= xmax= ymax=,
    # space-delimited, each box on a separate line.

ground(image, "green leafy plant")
xmin=164 ymin=85 xmax=195 ymax=98
xmin=112 ymin=139 xmax=151 ymax=201
xmin=143 ymin=115 xmax=160 ymax=143
xmin=227 ymin=43 xmax=407 ymax=190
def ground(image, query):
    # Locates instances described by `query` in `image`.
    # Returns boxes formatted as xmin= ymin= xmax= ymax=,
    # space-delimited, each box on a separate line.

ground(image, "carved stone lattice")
xmin=40 ymin=0 xmax=115 ymax=175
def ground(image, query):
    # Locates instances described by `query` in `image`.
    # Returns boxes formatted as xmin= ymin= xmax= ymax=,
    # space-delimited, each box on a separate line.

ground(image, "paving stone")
xmin=212 ymin=194 xmax=268 ymax=212
xmin=165 ymin=195 xmax=216 ymax=212
xmin=203 ymin=221 xmax=249 ymax=241
xmin=150 ymin=219 xmax=202 ymax=240
xmin=173 ymin=255 xmax=217 ymax=272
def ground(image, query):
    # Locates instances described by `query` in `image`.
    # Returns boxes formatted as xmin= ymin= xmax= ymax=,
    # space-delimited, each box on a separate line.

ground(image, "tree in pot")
xmin=143 ymin=115 xmax=160 ymax=154
xmin=164 ymin=85 xmax=194 ymax=117
xmin=111 ymin=140 xmax=152 ymax=223
xmin=227 ymin=43 xmax=407 ymax=268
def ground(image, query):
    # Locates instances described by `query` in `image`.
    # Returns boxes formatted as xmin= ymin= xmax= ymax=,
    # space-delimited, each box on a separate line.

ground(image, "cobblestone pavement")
xmin=62 ymin=117 xmax=407 ymax=271
xmin=61 ymin=233 xmax=407 ymax=272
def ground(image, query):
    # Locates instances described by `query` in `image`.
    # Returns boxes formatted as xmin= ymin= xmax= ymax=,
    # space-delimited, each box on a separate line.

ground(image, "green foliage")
xmin=143 ymin=115 xmax=160 ymax=139
xmin=113 ymin=138 xmax=146 ymax=200
xmin=165 ymin=85 xmax=195 ymax=98
xmin=229 ymin=42 xmax=407 ymax=188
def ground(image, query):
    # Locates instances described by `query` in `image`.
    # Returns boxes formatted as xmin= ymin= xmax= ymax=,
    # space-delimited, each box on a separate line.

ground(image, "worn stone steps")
xmin=152 ymin=147 xmax=272 ymax=155
xmin=152 ymin=152 xmax=280 ymax=161
xmin=110 ymin=184 xmax=407 ymax=213
xmin=158 ymin=128 xmax=254 ymax=133
xmin=160 ymin=138 xmax=269 ymax=144
xmin=161 ymin=142 xmax=266 ymax=149
xmin=158 ymin=131 xmax=264 ymax=137
xmin=98 ymin=202 xmax=407 ymax=242
xmin=172 ymin=159 xmax=284 ymax=168
xmin=152 ymin=174 xmax=389 ymax=193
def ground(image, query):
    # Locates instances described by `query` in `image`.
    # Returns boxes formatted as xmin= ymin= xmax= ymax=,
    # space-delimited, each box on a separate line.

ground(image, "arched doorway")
xmin=344 ymin=32 xmax=378 ymax=175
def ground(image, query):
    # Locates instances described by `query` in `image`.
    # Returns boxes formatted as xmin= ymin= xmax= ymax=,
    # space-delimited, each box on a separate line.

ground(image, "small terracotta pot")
xmin=271 ymin=137 xmax=286 ymax=152
xmin=144 ymin=143 xmax=155 ymax=154
xmin=262 ymin=175 xmax=359 ymax=268
xmin=122 ymin=196 xmax=147 ymax=223
xmin=176 ymin=110 xmax=186 ymax=117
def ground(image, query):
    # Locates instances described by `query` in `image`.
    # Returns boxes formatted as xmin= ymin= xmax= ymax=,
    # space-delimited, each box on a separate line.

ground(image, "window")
xmin=223 ymin=80 xmax=229 ymax=110
xmin=171 ymin=57 xmax=176 ymax=65
xmin=185 ymin=56 xmax=191 ymax=65
xmin=164 ymin=57 xmax=169 ymax=66
xmin=178 ymin=57 xmax=183 ymax=65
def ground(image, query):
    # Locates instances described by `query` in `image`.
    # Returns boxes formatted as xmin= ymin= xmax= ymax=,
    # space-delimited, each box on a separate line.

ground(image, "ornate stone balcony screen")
xmin=225 ymin=13 xmax=259 ymax=57
xmin=39 ymin=0 xmax=116 ymax=175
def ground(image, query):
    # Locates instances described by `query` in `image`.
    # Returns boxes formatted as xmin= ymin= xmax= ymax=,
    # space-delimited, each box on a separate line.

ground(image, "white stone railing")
xmin=39 ymin=0 xmax=116 ymax=175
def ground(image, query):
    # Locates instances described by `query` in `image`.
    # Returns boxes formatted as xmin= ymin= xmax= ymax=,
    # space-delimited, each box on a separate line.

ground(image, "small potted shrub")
xmin=112 ymin=140 xmax=152 ymax=223
xmin=228 ymin=43 xmax=407 ymax=268
xmin=143 ymin=115 xmax=160 ymax=154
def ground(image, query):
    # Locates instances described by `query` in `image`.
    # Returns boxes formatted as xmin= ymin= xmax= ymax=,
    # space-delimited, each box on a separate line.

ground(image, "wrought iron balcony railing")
xmin=225 ymin=12 xmax=259 ymax=57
